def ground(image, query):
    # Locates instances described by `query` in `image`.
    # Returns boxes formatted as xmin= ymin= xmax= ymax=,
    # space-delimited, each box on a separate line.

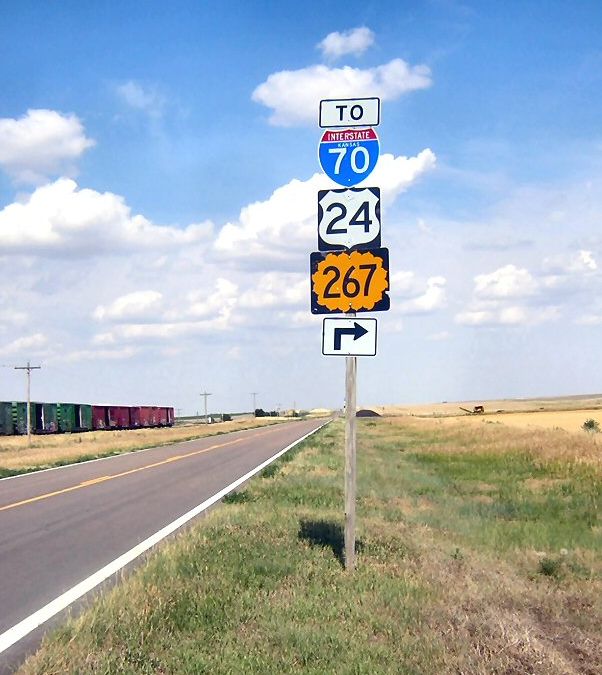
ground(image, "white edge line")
xmin=0 ymin=420 xmax=299 ymax=483
xmin=0 ymin=419 xmax=331 ymax=655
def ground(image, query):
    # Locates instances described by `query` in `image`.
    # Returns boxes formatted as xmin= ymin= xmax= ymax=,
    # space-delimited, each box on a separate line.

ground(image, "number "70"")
xmin=328 ymin=146 xmax=370 ymax=174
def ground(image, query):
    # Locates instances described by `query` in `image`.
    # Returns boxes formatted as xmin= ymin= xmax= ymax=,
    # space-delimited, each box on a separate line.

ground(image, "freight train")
xmin=0 ymin=401 xmax=175 ymax=435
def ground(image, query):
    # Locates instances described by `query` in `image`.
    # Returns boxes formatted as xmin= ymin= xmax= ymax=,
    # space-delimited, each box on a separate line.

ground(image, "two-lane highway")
xmin=0 ymin=418 xmax=328 ymax=672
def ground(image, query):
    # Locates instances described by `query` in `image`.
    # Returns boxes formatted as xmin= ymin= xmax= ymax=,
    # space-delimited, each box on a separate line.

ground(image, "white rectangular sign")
xmin=322 ymin=318 xmax=377 ymax=356
xmin=319 ymin=97 xmax=380 ymax=128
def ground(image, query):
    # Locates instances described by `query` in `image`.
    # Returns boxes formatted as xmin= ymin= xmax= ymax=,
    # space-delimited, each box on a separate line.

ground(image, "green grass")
xmin=20 ymin=418 xmax=602 ymax=674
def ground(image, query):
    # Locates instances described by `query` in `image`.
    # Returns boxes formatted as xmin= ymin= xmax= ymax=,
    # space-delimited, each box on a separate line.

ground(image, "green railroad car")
xmin=12 ymin=401 xmax=33 ymax=435
xmin=33 ymin=402 xmax=58 ymax=433
xmin=0 ymin=402 xmax=14 ymax=435
xmin=57 ymin=403 xmax=93 ymax=432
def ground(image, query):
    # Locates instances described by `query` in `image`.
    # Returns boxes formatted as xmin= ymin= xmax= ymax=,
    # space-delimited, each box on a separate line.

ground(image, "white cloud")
xmin=543 ymin=249 xmax=597 ymax=275
xmin=455 ymin=304 xmax=560 ymax=326
xmin=60 ymin=347 xmax=139 ymax=362
xmin=0 ymin=179 xmax=213 ymax=256
xmin=239 ymin=273 xmax=306 ymax=309
xmin=317 ymin=27 xmax=375 ymax=59
xmin=93 ymin=290 xmax=164 ymax=322
xmin=214 ymin=149 xmax=436 ymax=264
xmin=474 ymin=264 xmax=538 ymax=299
xmin=576 ymin=314 xmax=602 ymax=326
xmin=0 ymin=309 xmax=28 ymax=325
xmin=399 ymin=276 xmax=446 ymax=314
xmin=115 ymin=81 xmax=166 ymax=118
xmin=252 ymin=58 xmax=432 ymax=127
xmin=0 ymin=332 xmax=48 ymax=355
xmin=0 ymin=109 xmax=95 ymax=183
xmin=427 ymin=331 xmax=450 ymax=341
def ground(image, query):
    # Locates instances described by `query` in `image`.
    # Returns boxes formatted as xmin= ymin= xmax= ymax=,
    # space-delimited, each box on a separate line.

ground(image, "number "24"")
xmin=325 ymin=201 xmax=372 ymax=235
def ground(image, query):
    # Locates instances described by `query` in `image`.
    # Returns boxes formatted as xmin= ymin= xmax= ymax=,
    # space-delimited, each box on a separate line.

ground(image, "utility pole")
xmin=14 ymin=361 xmax=41 ymax=445
xmin=200 ymin=391 xmax=212 ymax=424
xmin=250 ymin=392 xmax=258 ymax=414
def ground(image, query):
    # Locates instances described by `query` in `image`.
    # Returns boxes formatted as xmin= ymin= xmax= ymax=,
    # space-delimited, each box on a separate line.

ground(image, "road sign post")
xmin=313 ymin=97 xmax=386 ymax=572
xmin=345 ymin=352 xmax=357 ymax=570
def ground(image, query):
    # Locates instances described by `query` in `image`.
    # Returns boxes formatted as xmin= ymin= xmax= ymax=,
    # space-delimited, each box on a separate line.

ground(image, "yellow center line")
xmin=0 ymin=426 xmax=282 ymax=513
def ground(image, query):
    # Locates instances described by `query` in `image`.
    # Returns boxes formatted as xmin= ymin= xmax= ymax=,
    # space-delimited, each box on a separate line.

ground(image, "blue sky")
xmin=1 ymin=1 xmax=602 ymax=413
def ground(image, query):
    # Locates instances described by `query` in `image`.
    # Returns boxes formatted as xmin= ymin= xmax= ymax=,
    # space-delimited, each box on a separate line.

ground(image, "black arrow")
xmin=334 ymin=322 xmax=369 ymax=350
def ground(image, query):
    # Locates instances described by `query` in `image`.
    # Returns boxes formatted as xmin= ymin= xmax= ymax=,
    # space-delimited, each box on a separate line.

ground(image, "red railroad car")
xmin=157 ymin=407 xmax=168 ymax=426
xmin=106 ymin=406 xmax=130 ymax=429
xmin=129 ymin=407 xmax=141 ymax=427
xmin=92 ymin=405 xmax=107 ymax=430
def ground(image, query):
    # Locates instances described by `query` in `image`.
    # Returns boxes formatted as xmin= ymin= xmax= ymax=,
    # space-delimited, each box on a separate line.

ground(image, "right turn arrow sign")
xmin=322 ymin=318 xmax=377 ymax=357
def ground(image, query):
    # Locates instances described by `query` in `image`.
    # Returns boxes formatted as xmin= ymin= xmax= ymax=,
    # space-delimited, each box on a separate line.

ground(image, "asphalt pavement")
xmin=0 ymin=418 xmax=327 ymax=673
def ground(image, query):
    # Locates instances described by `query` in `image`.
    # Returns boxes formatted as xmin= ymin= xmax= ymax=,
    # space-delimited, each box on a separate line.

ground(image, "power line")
xmin=250 ymin=392 xmax=258 ymax=413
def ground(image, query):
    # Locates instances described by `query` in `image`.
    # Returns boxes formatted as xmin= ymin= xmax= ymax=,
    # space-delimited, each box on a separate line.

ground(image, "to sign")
xmin=318 ymin=128 xmax=380 ymax=187
xmin=318 ymin=187 xmax=380 ymax=251
xmin=322 ymin=318 xmax=377 ymax=356
xmin=319 ymin=97 xmax=381 ymax=128
xmin=310 ymin=248 xmax=390 ymax=314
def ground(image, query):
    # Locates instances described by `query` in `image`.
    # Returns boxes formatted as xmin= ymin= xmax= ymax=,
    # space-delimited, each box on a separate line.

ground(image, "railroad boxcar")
xmin=157 ymin=407 xmax=168 ymax=426
xmin=138 ymin=406 xmax=153 ymax=427
xmin=0 ymin=402 xmax=14 ymax=435
xmin=92 ymin=405 xmax=107 ymax=430
xmin=56 ymin=403 xmax=92 ymax=432
xmin=12 ymin=402 xmax=31 ymax=435
xmin=77 ymin=404 xmax=93 ymax=431
xmin=167 ymin=407 xmax=174 ymax=426
xmin=57 ymin=403 xmax=76 ymax=432
xmin=33 ymin=402 xmax=58 ymax=433
xmin=148 ymin=406 xmax=158 ymax=427
xmin=129 ymin=407 xmax=141 ymax=428
xmin=106 ymin=406 xmax=130 ymax=429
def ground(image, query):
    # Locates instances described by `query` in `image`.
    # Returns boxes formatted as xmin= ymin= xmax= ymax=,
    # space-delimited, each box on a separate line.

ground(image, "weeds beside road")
xmin=19 ymin=417 xmax=601 ymax=674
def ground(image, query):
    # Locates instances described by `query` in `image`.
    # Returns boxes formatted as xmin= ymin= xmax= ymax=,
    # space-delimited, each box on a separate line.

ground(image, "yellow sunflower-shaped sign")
xmin=310 ymin=248 xmax=390 ymax=314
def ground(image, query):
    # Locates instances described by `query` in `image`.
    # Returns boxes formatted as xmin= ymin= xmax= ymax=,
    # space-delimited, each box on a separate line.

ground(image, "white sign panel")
xmin=318 ymin=187 xmax=380 ymax=250
xmin=319 ymin=97 xmax=380 ymax=128
xmin=322 ymin=318 xmax=377 ymax=356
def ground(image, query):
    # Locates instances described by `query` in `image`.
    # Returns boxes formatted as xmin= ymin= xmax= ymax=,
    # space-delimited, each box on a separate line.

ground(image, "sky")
xmin=1 ymin=0 xmax=602 ymax=414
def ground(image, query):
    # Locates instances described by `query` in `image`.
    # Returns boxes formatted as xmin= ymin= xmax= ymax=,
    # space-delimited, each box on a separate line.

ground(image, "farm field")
xmin=20 ymin=417 xmax=601 ymax=674
xmin=0 ymin=417 xmax=291 ymax=475
xmin=438 ymin=408 xmax=602 ymax=434
xmin=377 ymin=393 xmax=602 ymax=418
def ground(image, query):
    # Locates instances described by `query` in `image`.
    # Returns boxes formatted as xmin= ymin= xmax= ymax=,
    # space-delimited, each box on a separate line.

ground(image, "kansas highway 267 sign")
xmin=322 ymin=317 xmax=377 ymax=356
xmin=318 ymin=187 xmax=381 ymax=251
xmin=318 ymin=128 xmax=380 ymax=187
xmin=310 ymin=248 xmax=390 ymax=314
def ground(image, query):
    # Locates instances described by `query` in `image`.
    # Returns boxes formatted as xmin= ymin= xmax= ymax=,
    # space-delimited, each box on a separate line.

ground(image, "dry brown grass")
xmin=375 ymin=393 xmax=602 ymax=417
xmin=439 ymin=408 xmax=602 ymax=434
xmin=386 ymin=415 xmax=602 ymax=472
xmin=411 ymin=530 xmax=602 ymax=674
xmin=0 ymin=418 xmax=289 ymax=471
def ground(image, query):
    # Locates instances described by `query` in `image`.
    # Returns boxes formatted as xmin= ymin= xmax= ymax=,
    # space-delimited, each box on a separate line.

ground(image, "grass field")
xmin=439 ymin=408 xmax=602 ymax=434
xmin=19 ymin=417 xmax=601 ymax=674
xmin=0 ymin=417 xmax=291 ymax=477
xmin=378 ymin=393 xmax=602 ymax=418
